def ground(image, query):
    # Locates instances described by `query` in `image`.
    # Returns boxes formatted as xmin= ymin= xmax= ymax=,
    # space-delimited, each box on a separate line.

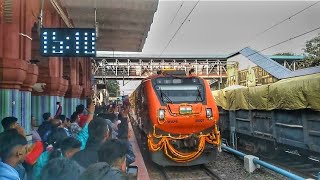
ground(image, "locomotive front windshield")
xmin=152 ymin=77 xmax=206 ymax=104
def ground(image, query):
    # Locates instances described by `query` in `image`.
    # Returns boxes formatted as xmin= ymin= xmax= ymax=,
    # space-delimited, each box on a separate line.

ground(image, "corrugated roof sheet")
xmin=282 ymin=66 xmax=320 ymax=79
xmin=232 ymin=47 xmax=292 ymax=79
xmin=268 ymin=55 xmax=305 ymax=60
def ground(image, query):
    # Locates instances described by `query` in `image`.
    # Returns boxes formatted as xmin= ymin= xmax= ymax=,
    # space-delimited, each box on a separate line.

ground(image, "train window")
xmin=192 ymin=78 xmax=199 ymax=83
xmin=155 ymin=85 xmax=204 ymax=103
xmin=164 ymin=79 xmax=171 ymax=84
xmin=172 ymin=79 xmax=182 ymax=84
xmin=156 ymin=79 xmax=162 ymax=84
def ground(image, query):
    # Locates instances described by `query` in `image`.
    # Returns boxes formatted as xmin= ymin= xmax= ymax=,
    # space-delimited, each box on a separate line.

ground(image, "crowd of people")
xmin=0 ymin=97 xmax=136 ymax=180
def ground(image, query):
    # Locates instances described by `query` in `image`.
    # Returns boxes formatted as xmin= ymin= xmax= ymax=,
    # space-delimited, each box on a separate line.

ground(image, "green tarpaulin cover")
xmin=212 ymin=73 xmax=320 ymax=111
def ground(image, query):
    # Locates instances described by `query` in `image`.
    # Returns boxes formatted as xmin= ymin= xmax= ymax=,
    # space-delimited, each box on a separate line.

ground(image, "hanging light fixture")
xmin=94 ymin=8 xmax=99 ymax=39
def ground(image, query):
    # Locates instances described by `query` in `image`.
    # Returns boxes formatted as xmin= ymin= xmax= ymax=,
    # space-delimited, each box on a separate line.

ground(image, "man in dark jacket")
xmin=80 ymin=139 xmax=129 ymax=180
xmin=37 ymin=112 xmax=52 ymax=140
xmin=72 ymin=117 xmax=110 ymax=168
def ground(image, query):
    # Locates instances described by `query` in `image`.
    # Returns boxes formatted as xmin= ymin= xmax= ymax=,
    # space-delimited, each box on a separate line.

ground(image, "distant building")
xmin=226 ymin=47 xmax=308 ymax=87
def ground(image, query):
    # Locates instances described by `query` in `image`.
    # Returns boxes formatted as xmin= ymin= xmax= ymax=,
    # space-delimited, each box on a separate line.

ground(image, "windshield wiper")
xmin=159 ymin=88 xmax=173 ymax=103
xmin=196 ymin=87 xmax=203 ymax=102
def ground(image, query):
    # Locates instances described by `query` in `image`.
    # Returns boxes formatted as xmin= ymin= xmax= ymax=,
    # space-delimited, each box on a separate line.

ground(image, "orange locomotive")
xmin=131 ymin=70 xmax=221 ymax=166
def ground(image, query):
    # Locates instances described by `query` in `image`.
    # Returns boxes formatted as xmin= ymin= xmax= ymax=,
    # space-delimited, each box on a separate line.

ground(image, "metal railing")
xmin=92 ymin=58 xmax=230 ymax=80
xmin=222 ymin=144 xmax=308 ymax=180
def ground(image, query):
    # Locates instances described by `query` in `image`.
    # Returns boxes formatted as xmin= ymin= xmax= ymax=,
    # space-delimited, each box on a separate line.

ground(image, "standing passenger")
xmin=31 ymin=116 xmax=41 ymax=143
xmin=0 ymin=130 xmax=28 ymax=180
xmin=72 ymin=117 xmax=111 ymax=168
xmin=38 ymin=113 xmax=53 ymax=140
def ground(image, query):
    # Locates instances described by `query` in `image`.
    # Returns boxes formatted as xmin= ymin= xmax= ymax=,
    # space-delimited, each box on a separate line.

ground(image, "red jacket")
xmin=25 ymin=141 xmax=44 ymax=165
xmin=79 ymin=114 xmax=88 ymax=128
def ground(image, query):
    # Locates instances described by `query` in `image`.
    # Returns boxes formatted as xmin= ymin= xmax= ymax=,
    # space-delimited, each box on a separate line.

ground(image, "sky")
xmin=109 ymin=0 xmax=320 ymax=95
xmin=141 ymin=0 xmax=320 ymax=56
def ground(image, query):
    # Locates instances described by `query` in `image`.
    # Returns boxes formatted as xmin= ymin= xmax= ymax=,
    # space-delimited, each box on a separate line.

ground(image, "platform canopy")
xmin=62 ymin=0 xmax=158 ymax=52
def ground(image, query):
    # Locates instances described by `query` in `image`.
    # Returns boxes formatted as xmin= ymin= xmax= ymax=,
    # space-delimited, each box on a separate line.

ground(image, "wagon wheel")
xmin=258 ymin=140 xmax=280 ymax=160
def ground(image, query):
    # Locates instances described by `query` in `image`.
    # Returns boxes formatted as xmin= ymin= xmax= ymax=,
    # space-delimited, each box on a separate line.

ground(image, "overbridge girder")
xmin=92 ymin=58 xmax=231 ymax=80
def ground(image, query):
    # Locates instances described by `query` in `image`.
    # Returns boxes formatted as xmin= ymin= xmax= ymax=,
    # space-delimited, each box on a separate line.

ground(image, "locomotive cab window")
xmin=152 ymin=77 xmax=206 ymax=104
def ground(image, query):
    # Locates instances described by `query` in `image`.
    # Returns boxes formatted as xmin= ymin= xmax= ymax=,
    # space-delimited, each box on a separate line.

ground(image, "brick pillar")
xmin=0 ymin=0 xmax=34 ymax=133
xmin=31 ymin=12 xmax=68 ymax=124
xmin=64 ymin=58 xmax=82 ymax=118
xmin=20 ymin=64 xmax=38 ymax=135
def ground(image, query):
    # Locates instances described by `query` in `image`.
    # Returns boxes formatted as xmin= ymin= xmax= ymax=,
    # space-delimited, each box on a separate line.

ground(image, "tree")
xmin=303 ymin=33 xmax=320 ymax=67
xmin=106 ymin=80 xmax=120 ymax=97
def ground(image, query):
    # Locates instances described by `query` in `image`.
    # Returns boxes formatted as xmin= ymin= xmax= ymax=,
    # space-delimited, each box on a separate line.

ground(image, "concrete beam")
xmin=64 ymin=0 xmax=158 ymax=11
xmin=97 ymin=44 xmax=142 ymax=52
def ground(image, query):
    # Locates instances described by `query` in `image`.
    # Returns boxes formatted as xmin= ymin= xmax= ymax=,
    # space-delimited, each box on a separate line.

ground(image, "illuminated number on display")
xmin=40 ymin=28 xmax=96 ymax=57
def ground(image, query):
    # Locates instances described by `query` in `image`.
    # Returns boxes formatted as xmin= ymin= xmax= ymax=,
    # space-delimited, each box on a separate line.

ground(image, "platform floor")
xmin=128 ymin=122 xmax=150 ymax=180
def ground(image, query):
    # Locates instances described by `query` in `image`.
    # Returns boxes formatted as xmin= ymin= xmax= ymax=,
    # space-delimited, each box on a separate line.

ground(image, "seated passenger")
xmin=0 ymin=130 xmax=28 ymax=180
xmin=80 ymin=139 xmax=129 ymax=180
xmin=72 ymin=117 xmax=111 ymax=168
xmin=40 ymin=158 xmax=83 ymax=180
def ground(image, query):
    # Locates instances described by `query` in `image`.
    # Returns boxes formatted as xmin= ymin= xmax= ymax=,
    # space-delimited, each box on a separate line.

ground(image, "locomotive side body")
xmin=132 ymin=74 xmax=221 ymax=166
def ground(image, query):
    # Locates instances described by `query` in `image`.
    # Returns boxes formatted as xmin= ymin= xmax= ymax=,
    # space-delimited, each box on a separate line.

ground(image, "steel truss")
xmin=92 ymin=58 xmax=229 ymax=81
xmin=282 ymin=60 xmax=308 ymax=71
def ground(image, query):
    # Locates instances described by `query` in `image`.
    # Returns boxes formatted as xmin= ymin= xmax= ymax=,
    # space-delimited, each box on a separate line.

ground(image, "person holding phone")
xmin=54 ymin=102 xmax=62 ymax=119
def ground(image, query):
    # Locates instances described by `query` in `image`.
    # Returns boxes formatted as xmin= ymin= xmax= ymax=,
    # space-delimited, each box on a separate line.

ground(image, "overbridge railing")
xmin=92 ymin=58 xmax=230 ymax=79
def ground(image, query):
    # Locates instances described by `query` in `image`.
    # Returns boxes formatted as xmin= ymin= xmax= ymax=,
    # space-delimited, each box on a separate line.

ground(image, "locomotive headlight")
xmin=158 ymin=109 xmax=165 ymax=120
xmin=206 ymin=108 xmax=213 ymax=118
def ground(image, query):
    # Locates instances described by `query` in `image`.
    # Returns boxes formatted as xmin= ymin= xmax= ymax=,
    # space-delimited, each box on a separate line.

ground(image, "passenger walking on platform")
xmin=0 ymin=130 xmax=28 ymax=180
xmin=72 ymin=117 xmax=111 ymax=168
xmin=80 ymin=139 xmax=129 ymax=180
xmin=118 ymin=104 xmax=136 ymax=166
xmin=37 ymin=113 xmax=53 ymax=140
xmin=118 ymin=106 xmax=129 ymax=140
xmin=40 ymin=158 xmax=84 ymax=180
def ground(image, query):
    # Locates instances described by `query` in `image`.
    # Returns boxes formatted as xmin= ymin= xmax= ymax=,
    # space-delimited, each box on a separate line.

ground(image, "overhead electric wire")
xmin=158 ymin=0 xmax=200 ymax=58
xmin=246 ymin=1 xmax=320 ymax=45
xmin=169 ymin=1 xmax=185 ymax=25
xmin=247 ymin=25 xmax=320 ymax=57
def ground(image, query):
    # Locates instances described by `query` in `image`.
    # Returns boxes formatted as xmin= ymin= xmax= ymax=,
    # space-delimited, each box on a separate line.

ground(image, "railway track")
xmin=158 ymin=165 xmax=223 ymax=180
xmin=238 ymin=146 xmax=320 ymax=179
xmin=262 ymin=151 xmax=320 ymax=179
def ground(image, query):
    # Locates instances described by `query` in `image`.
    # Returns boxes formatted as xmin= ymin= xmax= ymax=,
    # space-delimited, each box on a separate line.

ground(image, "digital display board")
xmin=40 ymin=28 xmax=96 ymax=57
